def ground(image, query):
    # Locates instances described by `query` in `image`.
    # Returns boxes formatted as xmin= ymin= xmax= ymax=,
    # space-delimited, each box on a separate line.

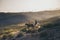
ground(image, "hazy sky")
xmin=0 ymin=0 xmax=60 ymax=12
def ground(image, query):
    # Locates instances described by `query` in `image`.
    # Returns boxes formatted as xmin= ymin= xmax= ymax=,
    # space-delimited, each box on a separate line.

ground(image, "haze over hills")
xmin=0 ymin=10 xmax=60 ymax=27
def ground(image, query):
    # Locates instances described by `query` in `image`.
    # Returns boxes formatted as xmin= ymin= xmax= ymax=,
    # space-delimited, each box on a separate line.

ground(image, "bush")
xmin=16 ymin=33 xmax=23 ymax=38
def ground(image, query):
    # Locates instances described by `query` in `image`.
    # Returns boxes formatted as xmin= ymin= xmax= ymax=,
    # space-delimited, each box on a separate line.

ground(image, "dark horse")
xmin=25 ymin=20 xmax=37 ymax=28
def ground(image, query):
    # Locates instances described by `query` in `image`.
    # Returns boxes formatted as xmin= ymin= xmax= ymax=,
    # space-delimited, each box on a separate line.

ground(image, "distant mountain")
xmin=0 ymin=10 xmax=60 ymax=27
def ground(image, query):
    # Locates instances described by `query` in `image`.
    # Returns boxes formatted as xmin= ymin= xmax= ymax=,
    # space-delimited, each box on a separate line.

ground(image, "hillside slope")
xmin=6 ymin=16 xmax=60 ymax=40
xmin=17 ymin=16 xmax=60 ymax=40
xmin=0 ymin=12 xmax=60 ymax=40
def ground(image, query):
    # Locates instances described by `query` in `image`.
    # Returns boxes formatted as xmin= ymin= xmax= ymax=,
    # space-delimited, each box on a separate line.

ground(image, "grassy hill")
xmin=0 ymin=10 xmax=60 ymax=40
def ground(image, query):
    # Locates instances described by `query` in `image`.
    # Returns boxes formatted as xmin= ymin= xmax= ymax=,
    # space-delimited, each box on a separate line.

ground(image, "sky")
xmin=0 ymin=0 xmax=60 ymax=12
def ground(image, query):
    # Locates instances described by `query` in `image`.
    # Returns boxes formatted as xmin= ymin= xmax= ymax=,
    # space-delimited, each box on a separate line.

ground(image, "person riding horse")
xmin=25 ymin=20 xmax=37 ymax=28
